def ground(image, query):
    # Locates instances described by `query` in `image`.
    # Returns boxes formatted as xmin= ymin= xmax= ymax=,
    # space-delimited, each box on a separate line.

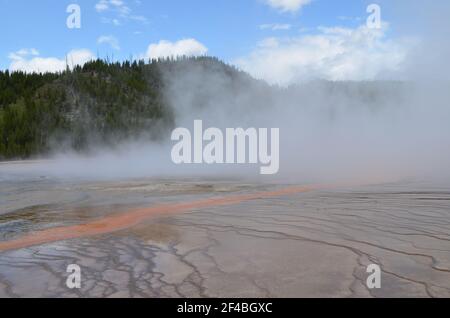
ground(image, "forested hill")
xmin=0 ymin=56 xmax=250 ymax=160
xmin=0 ymin=56 xmax=406 ymax=160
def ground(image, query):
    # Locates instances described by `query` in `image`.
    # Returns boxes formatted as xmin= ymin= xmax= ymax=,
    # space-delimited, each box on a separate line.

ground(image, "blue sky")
xmin=0 ymin=0 xmax=434 ymax=83
xmin=0 ymin=0 xmax=379 ymax=63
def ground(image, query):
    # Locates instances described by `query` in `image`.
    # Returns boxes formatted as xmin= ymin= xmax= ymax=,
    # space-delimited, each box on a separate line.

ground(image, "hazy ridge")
xmin=0 ymin=56 xmax=407 ymax=161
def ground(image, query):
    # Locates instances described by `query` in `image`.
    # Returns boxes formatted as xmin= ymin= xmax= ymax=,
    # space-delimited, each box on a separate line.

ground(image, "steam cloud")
xmin=1 ymin=1 xmax=449 ymax=185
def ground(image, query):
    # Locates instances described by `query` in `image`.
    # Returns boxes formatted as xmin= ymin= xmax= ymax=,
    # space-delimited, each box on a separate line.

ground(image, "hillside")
xmin=0 ymin=56 xmax=251 ymax=159
xmin=0 ymin=56 xmax=407 ymax=160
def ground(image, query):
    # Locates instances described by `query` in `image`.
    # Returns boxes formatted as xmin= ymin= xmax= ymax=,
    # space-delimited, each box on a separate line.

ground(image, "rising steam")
xmin=1 ymin=1 xmax=450 ymax=185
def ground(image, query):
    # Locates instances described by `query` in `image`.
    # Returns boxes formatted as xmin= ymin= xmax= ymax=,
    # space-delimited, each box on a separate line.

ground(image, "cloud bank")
xmin=97 ymin=35 xmax=121 ymax=50
xmin=144 ymin=39 xmax=208 ymax=60
xmin=265 ymin=0 xmax=312 ymax=13
xmin=9 ymin=49 xmax=96 ymax=73
xmin=95 ymin=0 xmax=148 ymax=25
xmin=236 ymin=24 xmax=413 ymax=85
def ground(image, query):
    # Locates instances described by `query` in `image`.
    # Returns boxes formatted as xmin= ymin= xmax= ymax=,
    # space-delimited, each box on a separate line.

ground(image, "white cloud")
xmin=95 ymin=0 xmax=126 ymax=12
xmin=110 ymin=0 xmax=125 ymax=6
xmin=95 ymin=0 xmax=109 ymax=12
xmin=144 ymin=39 xmax=208 ymax=60
xmin=95 ymin=0 xmax=148 ymax=24
xmin=259 ymin=23 xmax=292 ymax=31
xmin=97 ymin=35 xmax=121 ymax=50
xmin=9 ymin=49 xmax=95 ymax=73
xmin=8 ymin=48 xmax=40 ymax=61
xmin=265 ymin=0 xmax=312 ymax=13
xmin=235 ymin=24 xmax=413 ymax=85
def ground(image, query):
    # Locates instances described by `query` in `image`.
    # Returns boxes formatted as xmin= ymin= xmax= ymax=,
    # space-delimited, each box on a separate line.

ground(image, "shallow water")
xmin=1 ymin=163 xmax=450 ymax=297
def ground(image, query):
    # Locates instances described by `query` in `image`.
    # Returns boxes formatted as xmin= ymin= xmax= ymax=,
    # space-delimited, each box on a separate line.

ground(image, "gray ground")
xmin=0 ymin=167 xmax=450 ymax=298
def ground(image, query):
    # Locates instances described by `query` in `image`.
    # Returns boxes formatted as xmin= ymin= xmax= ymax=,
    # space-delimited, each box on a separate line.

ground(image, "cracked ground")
xmin=1 ymin=177 xmax=450 ymax=298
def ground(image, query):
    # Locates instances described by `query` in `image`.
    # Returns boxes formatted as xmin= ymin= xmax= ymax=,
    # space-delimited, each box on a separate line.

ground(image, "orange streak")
xmin=0 ymin=186 xmax=319 ymax=252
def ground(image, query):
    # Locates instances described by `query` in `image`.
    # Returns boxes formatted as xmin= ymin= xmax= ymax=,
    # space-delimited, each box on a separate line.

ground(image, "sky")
xmin=0 ymin=0 xmax=445 ymax=84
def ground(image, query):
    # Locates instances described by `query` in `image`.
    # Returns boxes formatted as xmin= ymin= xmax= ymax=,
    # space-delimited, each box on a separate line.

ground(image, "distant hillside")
xmin=0 ymin=56 xmax=250 ymax=159
xmin=0 ymin=56 xmax=407 ymax=160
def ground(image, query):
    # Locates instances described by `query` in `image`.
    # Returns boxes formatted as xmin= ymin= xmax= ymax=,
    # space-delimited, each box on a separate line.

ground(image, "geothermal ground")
xmin=1 ymin=163 xmax=450 ymax=297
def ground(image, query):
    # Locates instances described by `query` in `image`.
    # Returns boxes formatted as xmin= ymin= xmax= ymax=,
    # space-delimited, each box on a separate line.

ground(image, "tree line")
xmin=0 ymin=56 xmax=236 ymax=159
